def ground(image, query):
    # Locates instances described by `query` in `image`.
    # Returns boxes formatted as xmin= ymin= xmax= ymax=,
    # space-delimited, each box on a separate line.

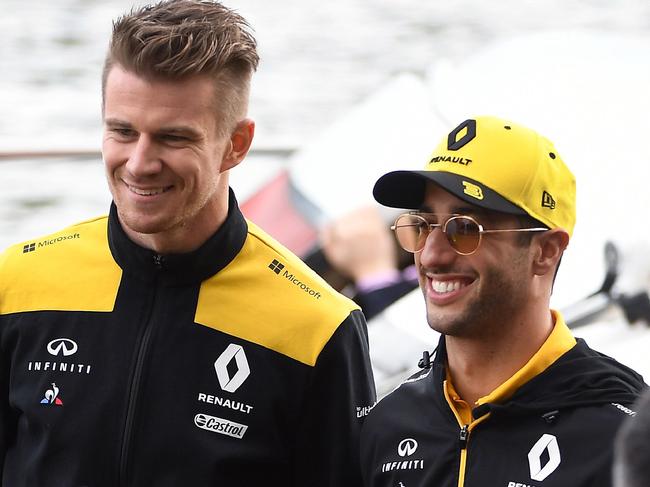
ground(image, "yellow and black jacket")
xmin=0 ymin=190 xmax=376 ymax=487
xmin=360 ymin=315 xmax=645 ymax=487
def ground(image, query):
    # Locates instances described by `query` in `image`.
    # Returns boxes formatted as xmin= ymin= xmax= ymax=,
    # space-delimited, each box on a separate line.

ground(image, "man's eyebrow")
xmin=104 ymin=118 xmax=132 ymax=128
xmin=157 ymin=126 xmax=202 ymax=138
xmin=417 ymin=203 xmax=483 ymax=215
xmin=103 ymin=120 xmax=202 ymax=138
xmin=455 ymin=206 xmax=484 ymax=216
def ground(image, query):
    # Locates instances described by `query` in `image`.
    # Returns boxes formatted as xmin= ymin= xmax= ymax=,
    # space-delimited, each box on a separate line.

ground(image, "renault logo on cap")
xmin=214 ymin=344 xmax=250 ymax=393
xmin=447 ymin=119 xmax=477 ymax=150
xmin=47 ymin=338 xmax=78 ymax=357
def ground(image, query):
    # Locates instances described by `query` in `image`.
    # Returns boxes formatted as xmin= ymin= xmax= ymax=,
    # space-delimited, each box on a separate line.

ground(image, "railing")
xmin=0 ymin=146 xmax=297 ymax=161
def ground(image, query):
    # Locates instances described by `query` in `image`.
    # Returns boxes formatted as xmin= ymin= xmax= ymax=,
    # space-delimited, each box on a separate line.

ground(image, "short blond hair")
xmin=102 ymin=0 xmax=259 ymax=132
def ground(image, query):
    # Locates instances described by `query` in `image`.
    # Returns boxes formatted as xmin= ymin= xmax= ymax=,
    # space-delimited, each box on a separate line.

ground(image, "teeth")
xmin=128 ymin=185 xmax=168 ymax=196
xmin=432 ymin=280 xmax=462 ymax=294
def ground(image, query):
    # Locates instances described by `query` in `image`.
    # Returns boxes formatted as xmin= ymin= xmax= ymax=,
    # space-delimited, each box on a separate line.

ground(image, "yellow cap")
xmin=373 ymin=116 xmax=576 ymax=236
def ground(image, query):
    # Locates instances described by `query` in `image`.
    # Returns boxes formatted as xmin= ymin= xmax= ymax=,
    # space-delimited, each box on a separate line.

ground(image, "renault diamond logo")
xmin=47 ymin=338 xmax=78 ymax=357
xmin=528 ymin=433 xmax=561 ymax=481
xmin=447 ymin=119 xmax=477 ymax=150
xmin=397 ymin=438 xmax=418 ymax=457
xmin=214 ymin=344 xmax=250 ymax=393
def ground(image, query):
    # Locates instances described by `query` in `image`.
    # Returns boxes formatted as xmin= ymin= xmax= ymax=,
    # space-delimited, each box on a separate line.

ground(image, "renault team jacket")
xmin=360 ymin=335 xmax=645 ymax=487
xmin=0 ymin=190 xmax=377 ymax=487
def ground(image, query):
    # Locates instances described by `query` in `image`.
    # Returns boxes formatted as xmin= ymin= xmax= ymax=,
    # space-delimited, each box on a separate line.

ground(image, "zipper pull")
xmin=459 ymin=424 xmax=469 ymax=450
xmin=153 ymin=254 xmax=165 ymax=269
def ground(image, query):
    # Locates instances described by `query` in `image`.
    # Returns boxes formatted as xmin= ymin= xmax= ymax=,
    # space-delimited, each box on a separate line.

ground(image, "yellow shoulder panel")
xmin=0 ymin=216 xmax=122 ymax=315
xmin=195 ymin=220 xmax=359 ymax=366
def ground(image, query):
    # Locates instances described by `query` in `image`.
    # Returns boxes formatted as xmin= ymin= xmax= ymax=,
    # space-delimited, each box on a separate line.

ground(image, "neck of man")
xmin=444 ymin=302 xmax=555 ymax=406
xmin=122 ymin=188 xmax=230 ymax=255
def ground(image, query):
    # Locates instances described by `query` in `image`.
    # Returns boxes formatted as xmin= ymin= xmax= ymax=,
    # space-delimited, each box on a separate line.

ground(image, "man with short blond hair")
xmin=0 ymin=2 xmax=375 ymax=485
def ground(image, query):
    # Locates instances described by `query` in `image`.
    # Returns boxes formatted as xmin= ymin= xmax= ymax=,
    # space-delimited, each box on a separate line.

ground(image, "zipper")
xmin=459 ymin=424 xmax=469 ymax=449
xmin=457 ymin=424 xmax=470 ymax=487
xmin=153 ymin=254 xmax=165 ymax=268
xmin=118 ymin=272 xmax=161 ymax=486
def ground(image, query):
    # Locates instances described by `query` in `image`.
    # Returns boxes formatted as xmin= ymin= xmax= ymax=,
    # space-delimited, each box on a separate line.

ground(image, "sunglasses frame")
xmin=391 ymin=212 xmax=548 ymax=255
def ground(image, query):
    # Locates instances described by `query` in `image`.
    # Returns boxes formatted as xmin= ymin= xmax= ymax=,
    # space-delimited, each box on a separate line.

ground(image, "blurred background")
xmin=2 ymin=0 xmax=650 ymax=387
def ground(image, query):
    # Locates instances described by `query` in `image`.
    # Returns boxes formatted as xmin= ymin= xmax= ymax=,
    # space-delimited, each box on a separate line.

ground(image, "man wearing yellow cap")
xmin=360 ymin=116 xmax=646 ymax=487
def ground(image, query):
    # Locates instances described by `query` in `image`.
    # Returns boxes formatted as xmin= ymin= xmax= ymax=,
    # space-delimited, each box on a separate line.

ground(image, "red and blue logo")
xmin=40 ymin=382 xmax=63 ymax=406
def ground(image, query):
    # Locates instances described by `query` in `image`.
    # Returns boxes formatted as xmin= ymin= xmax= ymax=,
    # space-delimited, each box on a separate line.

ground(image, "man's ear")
xmin=532 ymin=228 xmax=570 ymax=276
xmin=220 ymin=118 xmax=255 ymax=173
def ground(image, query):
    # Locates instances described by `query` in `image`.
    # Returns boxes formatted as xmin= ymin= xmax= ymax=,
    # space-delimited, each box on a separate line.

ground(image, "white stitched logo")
xmin=47 ymin=338 xmax=78 ymax=357
xmin=397 ymin=438 xmax=418 ymax=457
xmin=382 ymin=439 xmax=424 ymax=472
xmin=214 ymin=344 xmax=250 ymax=393
xmin=528 ymin=433 xmax=561 ymax=481
xmin=194 ymin=413 xmax=248 ymax=439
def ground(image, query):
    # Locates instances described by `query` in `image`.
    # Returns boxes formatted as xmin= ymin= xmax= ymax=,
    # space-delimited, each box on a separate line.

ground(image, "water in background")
xmin=1 ymin=0 xmax=650 ymax=250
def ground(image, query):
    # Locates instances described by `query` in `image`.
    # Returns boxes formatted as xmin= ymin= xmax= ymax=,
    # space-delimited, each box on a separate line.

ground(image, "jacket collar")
xmin=431 ymin=315 xmax=645 ymax=421
xmin=108 ymin=188 xmax=248 ymax=286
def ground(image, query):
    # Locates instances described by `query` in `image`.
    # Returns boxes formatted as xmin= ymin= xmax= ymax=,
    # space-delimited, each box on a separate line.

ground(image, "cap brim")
xmin=373 ymin=170 xmax=526 ymax=215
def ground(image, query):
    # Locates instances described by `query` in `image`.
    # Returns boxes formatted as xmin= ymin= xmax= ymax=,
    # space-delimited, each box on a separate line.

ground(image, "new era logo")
xmin=542 ymin=191 xmax=556 ymax=210
xmin=268 ymin=259 xmax=285 ymax=275
xmin=23 ymin=243 xmax=36 ymax=253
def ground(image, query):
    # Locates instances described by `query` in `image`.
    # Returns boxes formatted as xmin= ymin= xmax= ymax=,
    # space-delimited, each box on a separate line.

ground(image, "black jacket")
xmin=0 ymin=190 xmax=376 ymax=487
xmin=360 ymin=334 xmax=645 ymax=487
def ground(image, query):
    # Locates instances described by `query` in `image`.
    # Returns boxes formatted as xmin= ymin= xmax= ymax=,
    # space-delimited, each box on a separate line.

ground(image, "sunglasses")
xmin=391 ymin=212 xmax=548 ymax=255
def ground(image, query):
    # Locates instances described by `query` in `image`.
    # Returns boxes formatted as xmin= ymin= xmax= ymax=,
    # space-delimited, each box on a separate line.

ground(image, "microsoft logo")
xmin=20 ymin=233 xmax=81 ymax=255
xmin=268 ymin=259 xmax=285 ymax=275
xmin=268 ymin=259 xmax=322 ymax=300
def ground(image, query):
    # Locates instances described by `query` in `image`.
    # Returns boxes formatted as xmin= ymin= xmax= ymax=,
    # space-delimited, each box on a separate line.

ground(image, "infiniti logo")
xmin=47 ymin=338 xmax=78 ymax=357
xmin=382 ymin=438 xmax=424 ymax=472
xmin=398 ymin=438 xmax=418 ymax=457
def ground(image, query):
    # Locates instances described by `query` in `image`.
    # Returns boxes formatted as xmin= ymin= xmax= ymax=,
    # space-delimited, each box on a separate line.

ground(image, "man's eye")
xmin=161 ymin=134 xmax=188 ymax=143
xmin=113 ymin=128 xmax=136 ymax=137
xmin=415 ymin=220 xmax=430 ymax=231
xmin=420 ymin=216 xmax=439 ymax=225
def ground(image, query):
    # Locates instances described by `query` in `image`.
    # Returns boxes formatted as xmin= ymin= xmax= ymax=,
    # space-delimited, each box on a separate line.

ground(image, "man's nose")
xmin=418 ymin=226 xmax=458 ymax=267
xmin=125 ymin=135 xmax=162 ymax=177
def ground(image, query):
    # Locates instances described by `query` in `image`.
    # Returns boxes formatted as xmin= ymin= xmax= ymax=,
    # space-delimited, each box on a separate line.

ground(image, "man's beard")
xmin=425 ymin=254 xmax=529 ymax=340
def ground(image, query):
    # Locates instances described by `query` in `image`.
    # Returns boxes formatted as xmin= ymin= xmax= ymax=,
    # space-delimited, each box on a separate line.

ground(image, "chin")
xmin=118 ymin=209 xmax=177 ymax=236
xmin=425 ymin=308 xmax=471 ymax=337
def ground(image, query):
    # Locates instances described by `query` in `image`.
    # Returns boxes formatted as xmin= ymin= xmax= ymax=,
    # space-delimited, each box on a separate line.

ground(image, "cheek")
xmin=102 ymin=140 xmax=127 ymax=174
xmin=481 ymin=248 xmax=529 ymax=284
xmin=178 ymin=158 xmax=219 ymax=194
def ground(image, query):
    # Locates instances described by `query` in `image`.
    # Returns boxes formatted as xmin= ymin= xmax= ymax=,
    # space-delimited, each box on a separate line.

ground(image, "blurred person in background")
xmin=321 ymin=205 xmax=418 ymax=320
xmin=0 ymin=1 xmax=375 ymax=486
xmin=613 ymin=387 xmax=650 ymax=487
xmin=360 ymin=116 xmax=645 ymax=487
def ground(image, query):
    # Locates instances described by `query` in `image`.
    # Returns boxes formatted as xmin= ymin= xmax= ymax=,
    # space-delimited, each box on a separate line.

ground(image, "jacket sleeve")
xmin=292 ymin=309 xmax=377 ymax=487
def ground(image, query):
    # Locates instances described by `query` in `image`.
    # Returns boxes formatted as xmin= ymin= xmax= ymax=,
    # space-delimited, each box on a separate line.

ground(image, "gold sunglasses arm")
xmin=390 ymin=222 xmax=444 ymax=231
xmin=479 ymin=227 xmax=549 ymax=234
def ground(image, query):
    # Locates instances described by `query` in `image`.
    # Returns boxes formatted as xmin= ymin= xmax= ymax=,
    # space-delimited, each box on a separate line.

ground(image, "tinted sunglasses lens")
xmin=394 ymin=215 xmax=428 ymax=252
xmin=445 ymin=217 xmax=481 ymax=254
